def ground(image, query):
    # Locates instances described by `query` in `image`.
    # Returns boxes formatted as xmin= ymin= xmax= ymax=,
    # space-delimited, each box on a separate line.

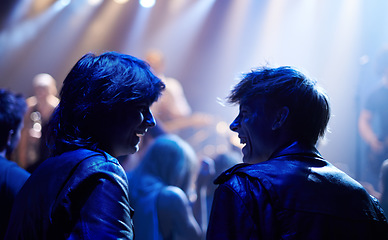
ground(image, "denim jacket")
xmin=207 ymin=142 xmax=388 ymax=240
xmin=5 ymin=149 xmax=134 ymax=239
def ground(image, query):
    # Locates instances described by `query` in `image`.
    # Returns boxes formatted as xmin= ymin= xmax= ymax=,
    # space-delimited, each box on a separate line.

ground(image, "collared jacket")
xmin=207 ymin=142 xmax=388 ymax=240
xmin=5 ymin=149 xmax=134 ymax=240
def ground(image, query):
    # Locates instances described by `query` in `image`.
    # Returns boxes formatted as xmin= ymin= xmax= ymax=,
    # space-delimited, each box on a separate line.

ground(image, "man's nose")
xmin=145 ymin=111 xmax=156 ymax=127
xmin=230 ymin=117 xmax=240 ymax=132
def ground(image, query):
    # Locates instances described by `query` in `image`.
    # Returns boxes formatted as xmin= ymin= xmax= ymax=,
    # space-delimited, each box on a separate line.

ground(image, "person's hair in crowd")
xmin=48 ymin=52 xmax=165 ymax=156
xmin=227 ymin=66 xmax=330 ymax=145
xmin=131 ymin=134 xmax=198 ymax=193
xmin=0 ymin=89 xmax=27 ymax=154
xmin=128 ymin=134 xmax=203 ymax=240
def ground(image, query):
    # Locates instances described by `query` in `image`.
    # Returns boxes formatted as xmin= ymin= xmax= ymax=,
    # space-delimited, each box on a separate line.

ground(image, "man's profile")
xmin=207 ymin=66 xmax=388 ymax=239
xmin=5 ymin=52 xmax=165 ymax=239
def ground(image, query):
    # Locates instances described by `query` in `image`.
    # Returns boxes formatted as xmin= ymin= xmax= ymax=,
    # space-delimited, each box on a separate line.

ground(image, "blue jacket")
xmin=5 ymin=149 xmax=134 ymax=239
xmin=0 ymin=156 xmax=30 ymax=239
xmin=207 ymin=142 xmax=388 ymax=239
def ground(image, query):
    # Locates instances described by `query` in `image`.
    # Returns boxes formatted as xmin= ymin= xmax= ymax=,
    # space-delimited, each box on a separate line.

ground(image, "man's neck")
xmin=0 ymin=150 xmax=6 ymax=159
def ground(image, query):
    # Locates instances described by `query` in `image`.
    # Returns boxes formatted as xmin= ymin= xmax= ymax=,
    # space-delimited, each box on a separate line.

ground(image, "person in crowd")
xmin=379 ymin=159 xmax=388 ymax=218
xmin=123 ymin=50 xmax=212 ymax=171
xmin=16 ymin=73 xmax=59 ymax=172
xmin=359 ymin=48 xmax=388 ymax=189
xmin=0 ymin=89 xmax=30 ymax=239
xmin=207 ymin=66 xmax=388 ymax=239
xmin=5 ymin=51 xmax=165 ymax=239
xmin=127 ymin=134 xmax=207 ymax=240
xmin=145 ymin=50 xmax=212 ymax=134
xmin=363 ymin=159 xmax=388 ymax=219
xmin=123 ymin=49 xmax=192 ymax=171
xmin=203 ymin=151 xmax=241 ymax=221
xmin=146 ymin=50 xmax=192 ymax=127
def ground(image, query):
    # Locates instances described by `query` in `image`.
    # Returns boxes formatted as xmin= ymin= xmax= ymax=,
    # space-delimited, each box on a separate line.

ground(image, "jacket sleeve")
xmin=51 ymin=161 xmax=134 ymax=239
xmin=206 ymin=175 xmax=277 ymax=240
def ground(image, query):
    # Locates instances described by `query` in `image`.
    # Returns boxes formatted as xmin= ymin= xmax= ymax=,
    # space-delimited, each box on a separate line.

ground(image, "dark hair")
xmin=131 ymin=134 xmax=198 ymax=193
xmin=48 ymin=52 xmax=165 ymax=156
xmin=0 ymin=89 xmax=26 ymax=151
xmin=227 ymin=66 xmax=330 ymax=145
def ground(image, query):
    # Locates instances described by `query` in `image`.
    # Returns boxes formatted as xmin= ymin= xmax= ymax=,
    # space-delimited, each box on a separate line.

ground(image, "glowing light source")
xmin=88 ymin=0 xmax=104 ymax=6
xmin=59 ymin=0 xmax=71 ymax=7
xmin=139 ymin=0 xmax=155 ymax=8
xmin=114 ymin=0 xmax=129 ymax=4
xmin=57 ymin=0 xmax=71 ymax=8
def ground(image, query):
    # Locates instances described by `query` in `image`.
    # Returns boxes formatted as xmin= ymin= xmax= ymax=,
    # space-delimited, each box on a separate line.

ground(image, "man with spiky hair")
xmin=207 ymin=66 xmax=388 ymax=239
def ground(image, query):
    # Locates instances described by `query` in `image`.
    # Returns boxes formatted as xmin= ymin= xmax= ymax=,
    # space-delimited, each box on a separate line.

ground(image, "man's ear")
xmin=272 ymin=106 xmax=289 ymax=130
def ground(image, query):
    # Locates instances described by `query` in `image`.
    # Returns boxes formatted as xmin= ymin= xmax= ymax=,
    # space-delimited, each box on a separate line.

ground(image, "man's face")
xmin=230 ymin=99 xmax=276 ymax=164
xmin=34 ymin=85 xmax=50 ymax=101
xmin=101 ymin=104 xmax=156 ymax=157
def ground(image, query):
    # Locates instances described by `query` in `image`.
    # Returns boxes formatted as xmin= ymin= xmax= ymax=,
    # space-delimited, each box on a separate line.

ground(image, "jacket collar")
xmin=269 ymin=141 xmax=323 ymax=160
xmin=214 ymin=141 xmax=322 ymax=184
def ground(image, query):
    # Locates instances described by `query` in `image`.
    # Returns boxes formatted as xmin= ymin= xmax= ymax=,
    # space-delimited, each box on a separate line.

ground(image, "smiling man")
xmin=5 ymin=52 xmax=165 ymax=239
xmin=207 ymin=66 xmax=388 ymax=239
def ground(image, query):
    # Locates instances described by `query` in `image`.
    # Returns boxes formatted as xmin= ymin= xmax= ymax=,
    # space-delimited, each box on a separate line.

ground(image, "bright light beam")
xmin=0 ymin=0 xmax=69 ymax=63
xmin=139 ymin=0 xmax=155 ymax=8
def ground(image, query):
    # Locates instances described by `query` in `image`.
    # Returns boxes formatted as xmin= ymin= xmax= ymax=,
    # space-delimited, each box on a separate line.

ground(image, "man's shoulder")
xmin=0 ymin=156 xmax=15 ymax=169
xmin=63 ymin=149 xmax=124 ymax=179
xmin=45 ymin=149 xmax=116 ymax=167
xmin=157 ymin=186 xmax=189 ymax=211
xmin=0 ymin=156 xmax=30 ymax=183
xmin=35 ymin=149 xmax=123 ymax=182
xmin=213 ymin=156 xmax=329 ymax=192
xmin=214 ymin=163 xmax=247 ymax=184
xmin=214 ymin=162 xmax=274 ymax=185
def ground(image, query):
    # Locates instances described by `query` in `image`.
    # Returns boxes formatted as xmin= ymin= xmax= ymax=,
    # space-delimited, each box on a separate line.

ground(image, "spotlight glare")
xmin=53 ymin=0 xmax=70 ymax=10
xmin=139 ymin=0 xmax=155 ymax=8
xmin=58 ymin=0 xmax=71 ymax=7
xmin=88 ymin=0 xmax=104 ymax=6
xmin=114 ymin=0 xmax=129 ymax=4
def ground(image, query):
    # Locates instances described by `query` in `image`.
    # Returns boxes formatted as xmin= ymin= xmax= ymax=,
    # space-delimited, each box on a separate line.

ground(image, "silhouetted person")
xmin=201 ymin=151 xmax=240 ymax=222
xmin=146 ymin=50 xmax=212 ymax=134
xmin=17 ymin=73 xmax=59 ymax=172
xmin=127 ymin=134 xmax=206 ymax=240
xmin=207 ymin=66 xmax=388 ymax=239
xmin=0 ymin=89 xmax=30 ymax=239
xmin=359 ymin=48 xmax=388 ymax=189
xmin=379 ymin=160 xmax=388 ymax=218
xmin=5 ymin=52 xmax=165 ymax=239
